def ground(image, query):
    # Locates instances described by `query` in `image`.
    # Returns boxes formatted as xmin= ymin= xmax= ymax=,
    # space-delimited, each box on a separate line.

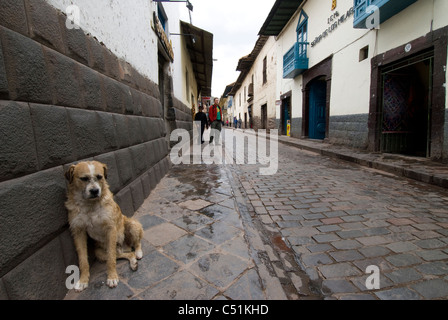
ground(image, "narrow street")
xmin=66 ymin=128 xmax=448 ymax=300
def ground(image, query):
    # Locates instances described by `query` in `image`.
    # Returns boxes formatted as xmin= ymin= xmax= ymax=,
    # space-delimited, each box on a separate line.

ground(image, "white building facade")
xmin=260 ymin=0 xmax=448 ymax=160
xmin=229 ymin=36 xmax=277 ymax=130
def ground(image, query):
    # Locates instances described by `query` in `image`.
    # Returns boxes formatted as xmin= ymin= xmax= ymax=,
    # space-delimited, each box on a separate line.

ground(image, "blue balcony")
xmin=354 ymin=0 xmax=417 ymax=29
xmin=283 ymin=42 xmax=309 ymax=79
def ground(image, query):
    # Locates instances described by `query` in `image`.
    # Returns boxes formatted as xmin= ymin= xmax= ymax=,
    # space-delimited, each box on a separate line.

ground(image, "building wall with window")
xmin=231 ymin=36 xmax=277 ymax=130
xmin=274 ymin=0 xmax=448 ymax=158
xmin=253 ymin=36 xmax=277 ymax=130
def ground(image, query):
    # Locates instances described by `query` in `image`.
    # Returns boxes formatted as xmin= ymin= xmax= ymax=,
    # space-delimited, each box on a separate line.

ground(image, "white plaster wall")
xmin=330 ymin=30 xmax=376 ymax=116
xmin=46 ymin=0 xmax=159 ymax=83
xmin=377 ymin=0 xmax=433 ymax=54
xmin=253 ymin=37 xmax=277 ymax=120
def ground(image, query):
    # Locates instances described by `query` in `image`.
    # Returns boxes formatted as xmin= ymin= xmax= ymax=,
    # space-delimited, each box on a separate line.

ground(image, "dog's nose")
xmin=90 ymin=188 xmax=100 ymax=197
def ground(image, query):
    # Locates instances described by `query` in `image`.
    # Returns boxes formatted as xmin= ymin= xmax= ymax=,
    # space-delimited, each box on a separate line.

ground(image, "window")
xmin=359 ymin=45 xmax=369 ymax=62
xmin=157 ymin=3 xmax=168 ymax=33
xmin=263 ymin=56 xmax=267 ymax=84
xmin=296 ymin=11 xmax=308 ymax=57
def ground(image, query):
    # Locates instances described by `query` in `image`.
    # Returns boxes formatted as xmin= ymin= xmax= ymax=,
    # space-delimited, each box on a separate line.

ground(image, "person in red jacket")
xmin=208 ymin=98 xmax=222 ymax=144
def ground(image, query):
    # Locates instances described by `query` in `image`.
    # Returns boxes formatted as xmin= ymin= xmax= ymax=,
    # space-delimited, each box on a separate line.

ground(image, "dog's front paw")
xmin=74 ymin=281 xmax=89 ymax=292
xmin=106 ymin=278 xmax=119 ymax=288
xmin=135 ymin=249 xmax=143 ymax=260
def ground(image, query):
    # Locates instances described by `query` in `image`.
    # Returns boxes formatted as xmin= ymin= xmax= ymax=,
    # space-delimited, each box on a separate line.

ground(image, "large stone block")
xmin=139 ymin=117 xmax=154 ymax=142
xmin=96 ymin=111 xmax=118 ymax=152
xmin=0 ymin=27 xmax=52 ymax=103
xmin=130 ymin=88 xmax=143 ymax=116
xmin=0 ymin=278 xmax=8 ymax=299
xmin=79 ymin=64 xmax=105 ymax=111
xmin=30 ymin=103 xmax=76 ymax=170
xmin=115 ymin=186 xmax=134 ymax=218
xmin=112 ymin=114 xmax=131 ymax=148
xmin=25 ymin=0 xmax=65 ymax=53
xmin=145 ymin=140 xmax=158 ymax=167
xmin=0 ymin=101 xmax=38 ymax=181
xmin=127 ymin=116 xmax=145 ymax=146
xmin=114 ymin=148 xmax=135 ymax=186
xmin=2 ymin=237 xmax=68 ymax=299
xmin=130 ymin=143 xmax=150 ymax=178
xmin=140 ymin=170 xmax=152 ymax=198
xmin=67 ymin=108 xmax=103 ymax=159
xmin=103 ymin=77 xmax=125 ymax=114
xmin=0 ymin=35 xmax=8 ymax=99
xmin=0 ymin=0 xmax=28 ymax=36
xmin=44 ymin=48 xmax=83 ymax=109
xmin=102 ymin=47 xmax=120 ymax=81
xmin=130 ymin=178 xmax=145 ymax=212
xmin=0 ymin=166 xmax=67 ymax=276
xmin=58 ymin=15 xmax=89 ymax=65
xmin=93 ymin=151 xmax=121 ymax=194
xmin=86 ymin=36 xmax=106 ymax=73
xmin=58 ymin=229 xmax=77 ymax=268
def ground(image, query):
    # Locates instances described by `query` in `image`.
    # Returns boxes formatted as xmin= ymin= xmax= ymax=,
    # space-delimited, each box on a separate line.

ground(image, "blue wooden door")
xmin=283 ymin=99 xmax=291 ymax=135
xmin=309 ymin=80 xmax=326 ymax=140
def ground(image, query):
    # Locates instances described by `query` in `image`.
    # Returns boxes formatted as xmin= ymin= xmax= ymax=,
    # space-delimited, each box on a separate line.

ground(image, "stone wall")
xmin=0 ymin=0 xmax=172 ymax=299
xmin=328 ymin=114 xmax=369 ymax=149
xmin=275 ymin=114 xmax=368 ymax=151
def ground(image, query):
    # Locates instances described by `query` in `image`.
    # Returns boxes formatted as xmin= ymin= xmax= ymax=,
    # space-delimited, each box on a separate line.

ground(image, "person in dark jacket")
xmin=194 ymin=105 xmax=208 ymax=144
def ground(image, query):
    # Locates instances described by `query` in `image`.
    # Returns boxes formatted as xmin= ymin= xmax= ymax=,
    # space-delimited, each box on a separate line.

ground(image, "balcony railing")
xmin=354 ymin=0 xmax=417 ymax=29
xmin=283 ymin=42 xmax=309 ymax=79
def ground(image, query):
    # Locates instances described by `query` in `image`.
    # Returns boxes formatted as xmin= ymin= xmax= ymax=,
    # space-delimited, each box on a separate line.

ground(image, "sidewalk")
xmin=64 ymin=140 xmax=321 ymax=300
xmin=274 ymin=133 xmax=448 ymax=190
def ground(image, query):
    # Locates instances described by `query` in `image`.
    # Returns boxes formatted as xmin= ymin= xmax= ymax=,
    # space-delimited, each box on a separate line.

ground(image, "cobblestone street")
xmin=226 ymin=129 xmax=448 ymax=300
xmin=65 ymin=128 xmax=448 ymax=300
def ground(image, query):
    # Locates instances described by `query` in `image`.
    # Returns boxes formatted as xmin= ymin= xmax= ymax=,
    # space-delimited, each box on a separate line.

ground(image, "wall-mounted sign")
xmin=332 ymin=0 xmax=337 ymax=11
xmin=311 ymin=7 xmax=354 ymax=48
xmin=153 ymin=12 xmax=174 ymax=61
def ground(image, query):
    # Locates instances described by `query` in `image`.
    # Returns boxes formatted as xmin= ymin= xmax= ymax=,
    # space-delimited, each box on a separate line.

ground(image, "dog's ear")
xmin=102 ymin=163 xmax=108 ymax=180
xmin=65 ymin=165 xmax=76 ymax=184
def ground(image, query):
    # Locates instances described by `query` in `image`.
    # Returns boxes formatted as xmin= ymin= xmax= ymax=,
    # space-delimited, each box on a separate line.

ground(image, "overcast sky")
xmin=179 ymin=0 xmax=275 ymax=98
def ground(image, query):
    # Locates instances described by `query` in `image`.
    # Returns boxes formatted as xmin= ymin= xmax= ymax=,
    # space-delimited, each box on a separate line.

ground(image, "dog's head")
xmin=65 ymin=161 xmax=108 ymax=201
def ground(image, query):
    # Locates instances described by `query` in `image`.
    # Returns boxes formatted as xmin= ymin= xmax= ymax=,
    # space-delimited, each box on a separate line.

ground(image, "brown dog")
xmin=65 ymin=161 xmax=143 ymax=292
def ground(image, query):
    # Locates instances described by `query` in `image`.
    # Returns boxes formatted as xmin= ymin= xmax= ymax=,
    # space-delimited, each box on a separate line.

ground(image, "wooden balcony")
xmin=354 ymin=0 xmax=417 ymax=29
xmin=283 ymin=42 xmax=309 ymax=79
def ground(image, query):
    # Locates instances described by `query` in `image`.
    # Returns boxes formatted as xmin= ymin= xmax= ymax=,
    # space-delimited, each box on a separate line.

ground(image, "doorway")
xmin=281 ymin=97 xmax=291 ymax=136
xmin=308 ymin=77 xmax=327 ymax=140
xmin=261 ymin=104 xmax=267 ymax=129
xmin=380 ymin=52 xmax=433 ymax=157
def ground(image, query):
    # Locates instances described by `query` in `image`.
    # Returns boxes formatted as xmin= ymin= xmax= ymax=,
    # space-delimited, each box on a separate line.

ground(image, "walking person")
xmin=194 ymin=105 xmax=208 ymax=144
xmin=208 ymin=98 xmax=222 ymax=144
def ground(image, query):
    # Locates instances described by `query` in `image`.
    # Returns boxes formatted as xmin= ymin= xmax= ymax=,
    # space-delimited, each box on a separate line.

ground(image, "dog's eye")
xmin=96 ymin=175 xmax=103 ymax=180
xmin=80 ymin=177 xmax=89 ymax=182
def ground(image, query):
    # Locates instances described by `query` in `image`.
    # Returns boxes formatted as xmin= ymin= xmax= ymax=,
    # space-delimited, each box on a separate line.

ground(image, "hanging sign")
xmin=153 ymin=12 xmax=174 ymax=61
